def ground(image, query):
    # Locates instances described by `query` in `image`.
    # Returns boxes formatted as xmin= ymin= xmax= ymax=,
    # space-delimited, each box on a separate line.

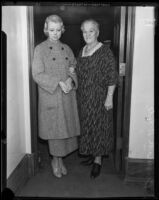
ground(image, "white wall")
xmin=2 ymin=6 xmax=31 ymax=178
xmin=129 ymin=7 xmax=154 ymax=159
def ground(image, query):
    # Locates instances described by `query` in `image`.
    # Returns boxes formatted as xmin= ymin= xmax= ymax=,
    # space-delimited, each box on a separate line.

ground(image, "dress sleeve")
xmin=66 ymin=45 xmax=78 ymax=89
xmin=101 ymin=47 xmax=118 ymax=87
xmin=32 ymin=45 xmax=61 ymax=94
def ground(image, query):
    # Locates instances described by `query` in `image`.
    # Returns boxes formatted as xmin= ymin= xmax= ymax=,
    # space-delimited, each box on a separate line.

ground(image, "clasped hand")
xmin=59 ymin=78 xmax=72 ymax=94
xmin=69 ymin=67 xmax=75 ymax=74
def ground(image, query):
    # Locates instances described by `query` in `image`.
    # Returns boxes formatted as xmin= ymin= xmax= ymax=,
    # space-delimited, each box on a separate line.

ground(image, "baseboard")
xmin=7 ymin=153 xmax=35 ymax=193
xmin=124 ymin=158 xmax=154 ymax=188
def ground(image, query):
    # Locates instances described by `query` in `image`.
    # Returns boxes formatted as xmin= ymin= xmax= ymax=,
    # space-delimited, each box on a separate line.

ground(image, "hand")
xmin=59 ymin=81 xmax=70 ymax=93
xmin=104 ymin=95 xmax=113 ymax=111
xmin=69 ymin=67 xmax=75 ymax=74
xmin=64 ymin=78 xmax=73 ymax=91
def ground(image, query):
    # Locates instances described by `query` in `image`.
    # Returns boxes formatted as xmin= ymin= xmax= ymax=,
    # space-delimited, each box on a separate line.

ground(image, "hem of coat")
xmin=50 ymin=148 xmax=79 ymax=157
xmin=39 ymin=134 xmax=80 ymax=140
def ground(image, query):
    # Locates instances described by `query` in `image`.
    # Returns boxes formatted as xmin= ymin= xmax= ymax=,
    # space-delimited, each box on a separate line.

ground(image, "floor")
xmin=16 ymin=141 xmax=153 ymax=198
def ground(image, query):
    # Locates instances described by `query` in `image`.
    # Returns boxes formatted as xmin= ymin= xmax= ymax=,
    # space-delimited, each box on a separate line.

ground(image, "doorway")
xmin=28 ymin=5 xmax=134 ymax=177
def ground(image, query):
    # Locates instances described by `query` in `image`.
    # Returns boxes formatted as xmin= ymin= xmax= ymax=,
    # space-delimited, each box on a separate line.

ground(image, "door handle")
xmin=119 ymin=63 xmax=126 ymax=76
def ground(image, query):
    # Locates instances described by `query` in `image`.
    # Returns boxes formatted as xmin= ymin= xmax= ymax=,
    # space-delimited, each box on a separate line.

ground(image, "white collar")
xmin=82 ymin=42 xmax=103 ymax=57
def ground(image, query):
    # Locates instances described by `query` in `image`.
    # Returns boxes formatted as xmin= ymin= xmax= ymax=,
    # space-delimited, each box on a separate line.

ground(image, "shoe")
xmin=59 ymin=159 xmax=67 ymax=175
xmin=51 ymin=159 xmax=62 ymax=178
xmin=90 ymin=163 xmax=101 ymax=179
xmin=80 ymin=156 xmax=94 ymax=166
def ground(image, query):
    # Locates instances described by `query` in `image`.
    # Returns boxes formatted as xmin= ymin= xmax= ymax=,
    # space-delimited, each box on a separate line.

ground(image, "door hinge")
xmin=119 ymin=63 xmax=126 ymax=76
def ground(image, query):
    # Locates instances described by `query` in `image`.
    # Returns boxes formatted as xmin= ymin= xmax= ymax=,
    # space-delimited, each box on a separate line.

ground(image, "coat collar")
xmin=46 ymin=38 xmax=62 ymax=48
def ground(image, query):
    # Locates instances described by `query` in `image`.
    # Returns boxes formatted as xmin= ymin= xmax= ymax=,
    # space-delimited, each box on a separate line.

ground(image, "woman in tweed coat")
xmin=32 ymin=15 xmax=80 ymax=178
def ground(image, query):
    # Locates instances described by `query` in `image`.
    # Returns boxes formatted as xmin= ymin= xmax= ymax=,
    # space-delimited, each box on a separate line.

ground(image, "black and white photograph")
xmin=1 ymin=2 xmax=158 ymax=199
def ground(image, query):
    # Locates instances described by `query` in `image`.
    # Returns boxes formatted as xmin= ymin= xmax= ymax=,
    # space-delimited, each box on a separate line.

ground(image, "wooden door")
xmin=113 ymin=7 xmax=135 ymax=175
xmin=113 ymin=6 xmax=127 ymax=173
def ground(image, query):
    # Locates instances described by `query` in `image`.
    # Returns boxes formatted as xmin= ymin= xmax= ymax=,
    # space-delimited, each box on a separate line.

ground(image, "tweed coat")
xmin=32 ymin=39 xmax=80 ymax=140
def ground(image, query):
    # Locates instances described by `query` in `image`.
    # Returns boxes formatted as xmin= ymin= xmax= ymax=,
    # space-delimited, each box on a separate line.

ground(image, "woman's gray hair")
xmin=44 ymin=15 xmax=65 ymax=36
xmin=80 ymin=19 xmax=100 ymax=32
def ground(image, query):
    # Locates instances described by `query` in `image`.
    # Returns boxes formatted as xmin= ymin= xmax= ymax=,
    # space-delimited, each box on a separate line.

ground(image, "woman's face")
xmin=47 ymin=21 xmax=62 ymax=41
xmin=82 ymin=22 xmax=99 ymax=45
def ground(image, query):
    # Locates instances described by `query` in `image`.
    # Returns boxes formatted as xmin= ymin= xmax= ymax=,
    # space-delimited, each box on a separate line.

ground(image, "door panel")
xmin=113 ymin=7 xmax=127 ymax=173
xmin=113 ymin=7 xmax=135 ymax=176
xmin=122 ymin=7 xmax=136 ymax=175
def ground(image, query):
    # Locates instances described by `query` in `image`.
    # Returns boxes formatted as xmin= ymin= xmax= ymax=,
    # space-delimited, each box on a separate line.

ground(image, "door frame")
xmin=27 ymin=7 xmax=39 ymax=174
xmin=27 ymin=5 xmax=136 ymax=175
xmin=122 ymin=7 xmax=136 ymax=175
xmin=113 ymin=6 xmax=126 ymax=173
xmin=113 ymin=6 xmax=136 ymax=175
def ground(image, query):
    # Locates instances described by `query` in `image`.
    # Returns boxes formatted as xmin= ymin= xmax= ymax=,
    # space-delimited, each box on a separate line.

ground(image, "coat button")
xmin=61 ymin=47 xmax=64 ymax=50
xmin=53 ymin=58 xmax=56 ymax=60
xmin=49 ymin=47 xmax=53 ymax=49
xmin=65 ymin=57 xmax=68 ymax=60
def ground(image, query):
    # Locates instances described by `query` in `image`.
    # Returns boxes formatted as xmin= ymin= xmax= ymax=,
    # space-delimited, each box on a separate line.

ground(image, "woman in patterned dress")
xmin=32 ymin=15 xmax=80 ymax=178
xmin=76 ymin=19 xmax=118 ymax=178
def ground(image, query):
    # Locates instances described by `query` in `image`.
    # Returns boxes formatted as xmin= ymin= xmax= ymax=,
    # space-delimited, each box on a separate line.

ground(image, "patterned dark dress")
xmin=76 ymin=44 xmax=118 ymax=157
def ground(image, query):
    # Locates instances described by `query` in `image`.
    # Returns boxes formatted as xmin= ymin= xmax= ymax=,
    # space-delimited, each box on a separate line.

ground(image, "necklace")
xmin=85 ymin=41 xmax=99 ymax=53
xmin=82 ymin=41 xmax=103 ymax=57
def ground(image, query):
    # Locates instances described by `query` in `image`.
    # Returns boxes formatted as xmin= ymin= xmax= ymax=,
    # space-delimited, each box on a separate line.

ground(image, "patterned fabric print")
xmin=76 ymin=44 xmax=118 ymax=157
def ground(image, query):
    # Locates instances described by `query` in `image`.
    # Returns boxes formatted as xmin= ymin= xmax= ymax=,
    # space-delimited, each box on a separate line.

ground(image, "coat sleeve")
xmin=32 ymin=45 xmax=61 ymax=94
xmin=66 ymin=46 xmax=78 ymax=89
